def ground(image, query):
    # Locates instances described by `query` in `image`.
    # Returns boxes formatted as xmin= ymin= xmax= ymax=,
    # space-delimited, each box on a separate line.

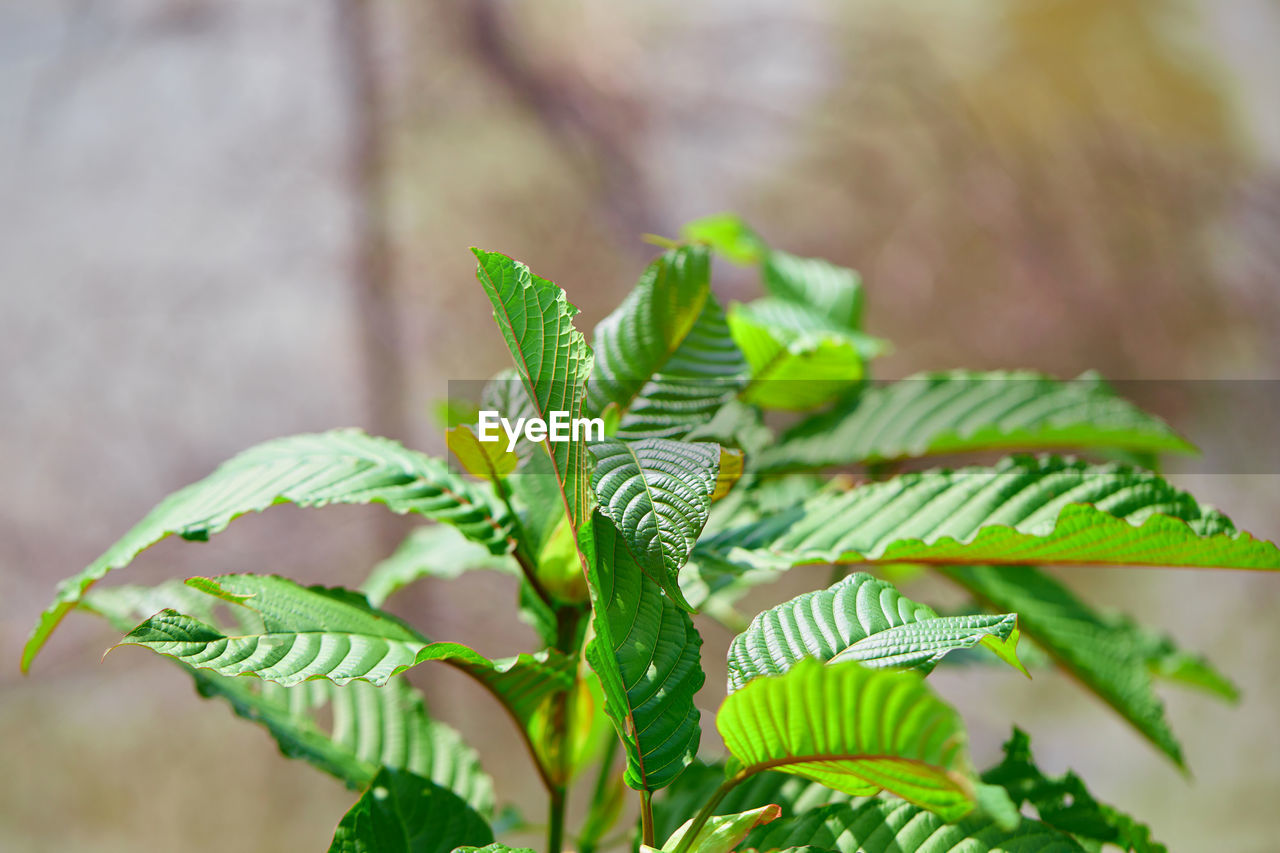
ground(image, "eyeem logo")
xmin=477 ymin=411 xmax=605 ymax=452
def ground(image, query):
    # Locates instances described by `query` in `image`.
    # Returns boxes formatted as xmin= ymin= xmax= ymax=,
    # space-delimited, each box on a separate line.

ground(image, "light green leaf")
xmin=758 ymin=372 xmax=1194 ymax=474
xmin=661 ymin=804 xmax=782 ymax=853
xmin=940 ymin=565 xmax=1203 ymax=765
xmin=581 ymin=513 xmax=704 ymax=791
xmin=473 ymin=248 xmax=594 ymax=529
xmin=762 ymin=250 xmax=865 ymax=332
xmin=617 ymin=295 xmax=750 ymax=441
xmin=744 ymin=798 xmax=1085 ymax=853
xmin=23 ymin=429 xmax=512 ymax=672
xmin=727 ymin=572 xmax=1023 ymax=692
xmin=362 ymin=525 xmax=518 ymax=608
xmin=115 ymin=575 xmax=572 ymax=727
xmin=702 ymin=456 xmax=1280 ymax=573
xmin=447 ymin=424 xmax=519 ymax=482
xmin=729 ymin=301 xmax=866 ymax=411
xmin=328 ymin=767 xmax=492 ymax=853
xmin=590 ymin=438 xmax=724 ymax=610
xmin=982 ymin=728 xmax=1166 ymax=853
xmin=716 ymin=659 xmax=977 ymax=820
xmin=80 ymin=582 xmax=494 ymax=813
xmin=452 ymin=845 xmax=537 ymax=853
xmin=680 ymin=213 xmax=766 ymax=265
xmin=588 ymin=245 xmax=711 ymax=416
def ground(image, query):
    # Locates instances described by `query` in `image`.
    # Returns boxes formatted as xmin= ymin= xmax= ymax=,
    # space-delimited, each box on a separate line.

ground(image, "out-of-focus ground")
xmin=3 ymin=1 xmax=1280 ymax=850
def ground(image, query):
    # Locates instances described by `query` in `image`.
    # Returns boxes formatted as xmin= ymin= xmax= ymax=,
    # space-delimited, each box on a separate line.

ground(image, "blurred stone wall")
xmin=3 ymin=1 xmax=1279 ymax=850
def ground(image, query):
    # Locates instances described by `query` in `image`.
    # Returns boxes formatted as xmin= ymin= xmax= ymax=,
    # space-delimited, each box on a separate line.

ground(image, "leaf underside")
xmin=727 ymin=572 xmax=1021 ymax=692
xmin=758 ymin=371 xmax=1194 ymax=473
xmin=328 ymin=766 xmax=492 ymax=853
xmin=24 ymin=429 xmax=512 ymax=672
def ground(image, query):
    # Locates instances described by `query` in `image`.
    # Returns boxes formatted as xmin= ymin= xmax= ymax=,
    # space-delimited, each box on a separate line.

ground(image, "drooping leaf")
xmin=328 ymin=767 xmax=492 ymax=853
xmin=362 ymin=525 xmax=518 ymax=608
xmin=80 ymin=582 xmax=494 ymax=812
xmin=701 ymin=456 xmax=1280 ymax=574
xmin=115 ymin=575 xmax=573 ymax=731
xmin=939 ymin=565 xmax=1203 ymax=765
xmin=590 ymin=438 xmax=724 ymax=610
xmin=716 ymin=659 xmax=978 ymax=820
xmin=617 ymin=295 xmax=750 ymax=441
xmin=981 ymin=728 xmax=1166 ymax=853
xmin=447 ymin=424 xmax=519 ymax=482
xmin=659 ymin=804 xmax=782 ymax=853
xmin=472 ymin=248 xmax=594 ymax=529
xmin=24 ymin=429 xmax=512 ymax=672
xmin=726 ymin=572 xmax=1024 ymax=693
xmin=743 ymin=797 xmax=1085 ymax=853
xmin=761 ymin=250 xmax=865 ymax=332
xmin=587 ymin=246 xmax=711 ymax=416
xmin=729 ymin=301 xmax=865 ymax=411
xmin=680 ymin=213 xmax=766 ymax=265
xmin=581 ymin=513 xmax=704 ymax=791
xmin=757 ymin=372 xmax=1194 ymax=474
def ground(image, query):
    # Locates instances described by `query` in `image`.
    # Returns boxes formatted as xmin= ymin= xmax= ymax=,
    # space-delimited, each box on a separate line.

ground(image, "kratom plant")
xmin=25 ymin=214 xmax=1280 ymax=853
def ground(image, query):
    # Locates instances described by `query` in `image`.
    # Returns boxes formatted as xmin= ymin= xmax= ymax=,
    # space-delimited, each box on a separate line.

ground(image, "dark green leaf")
xmin=328 ymin=767 xmax=492 ymax=853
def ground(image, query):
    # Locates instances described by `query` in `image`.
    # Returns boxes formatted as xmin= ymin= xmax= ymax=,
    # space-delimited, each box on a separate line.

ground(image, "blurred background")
xmin=3 ymin=0 xmax=1279 ymax=850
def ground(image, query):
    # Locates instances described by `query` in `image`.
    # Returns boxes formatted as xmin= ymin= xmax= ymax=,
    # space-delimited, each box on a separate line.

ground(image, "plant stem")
xmin=547 ymin=785 xmax=566 ymax=853
xmin=670 ymin=776 xmax=738 ymax=853
xmin=640 ymin=789 xmax=656 ymax=847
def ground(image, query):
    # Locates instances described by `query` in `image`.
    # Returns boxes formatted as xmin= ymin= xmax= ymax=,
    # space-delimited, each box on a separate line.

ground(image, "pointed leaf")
xmin=716 ymin=659 xmax=977 ymax=820
xmin=453 ymin=846 xmax=536 ymax=853
xmin=587 ymin=245 xmax=711 ymax=416
xmin=81 ymin=582 xmax=494 ymax=812
xmin=617 ymin=294 xmax=750 ymax=440
xmin=702 ymin=456 xmax=1280 ymax=573
xmin=581 ymin=513 xmax=704 ymax=791
xmin=681 ymin=213 xmax=766 ymax=265
xmin=472 ymin=248 xmax=594 ymax=528
xmin=661 ymin=804 xmax=782 ymax=853
xmin=762 ymin=250 xmax=865 ymax=331
xmin=940 ymin=565 xmax=1199 ymax=765
xmin=982 ymin=728 xmax=1166 ymax=853
xmin=727 ymin=572 xmax=1023 ymax=692
xmin=328 ymin=767 xmax=492 ymax=853
xmin=24 ymin=429 xmax=512 ymax=672
xmin=744 ymin=798 xmax=1085 ymax=853
xmin=590 ymin=438 xmax=724 ymax=610
xmin=758 ymin=372 xmax=1194 ymax=474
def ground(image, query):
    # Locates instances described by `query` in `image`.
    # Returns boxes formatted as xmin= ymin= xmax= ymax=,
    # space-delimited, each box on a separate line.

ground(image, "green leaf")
xmin=680 ymin=213 xmax=766 ymax=265
xmin=660 ymin=804 xmax=783 ymax=853
xmin=982 ymin=728 xmax=1166 ymax=853
xmin=23 ymin=429 xmax=512 ymax=672
xmin=472 ymin=248 xmax=594 ymax=529
xmin=727 ymin=572 xmax=1024 ymax=692
xmin=744 ymin=798 xmax=1085 ymax=853
xmin=80 ymin=582 xmax=494 ymax=813
xmin=716 ymin=659 xmax=978 ymax=820
xmin=701 ymin=456 xmax=1280 ymax=573
xmin=587 ymin=246 xmax=711 ymax=416
xmin=1124 ymin=617 xmax=1239 ymax=702
xmin=761 ymin=251 xmax=865 ymax=332
xmin=581 ymin=513 xmax=704 ymax=791
xmin=590 ymin=438 xmax=724 ymax=610
xmin=452 ymin=846 xmax=536 ymax=853
xmin=447 ymin=424 xmax=519 ymax=482
xmin=328 ymin=767 xmax=493 ymax=853
xmin=616 ymin=294 xmax=750 ymax=441
xmin=939 ymin=565 xmax=1203 ymax=765
xmin=115 ymin=574 xmax=572 ymax=728
xmin=361 ymin=525 xmax=518 ymax=608
xmin=728 ymin=301 xmax=866 ymax=411
xmin=757 ymin=372 xmax=1194 ymax=474
xmin=652 ymin=763 xmax=850 ymax=846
